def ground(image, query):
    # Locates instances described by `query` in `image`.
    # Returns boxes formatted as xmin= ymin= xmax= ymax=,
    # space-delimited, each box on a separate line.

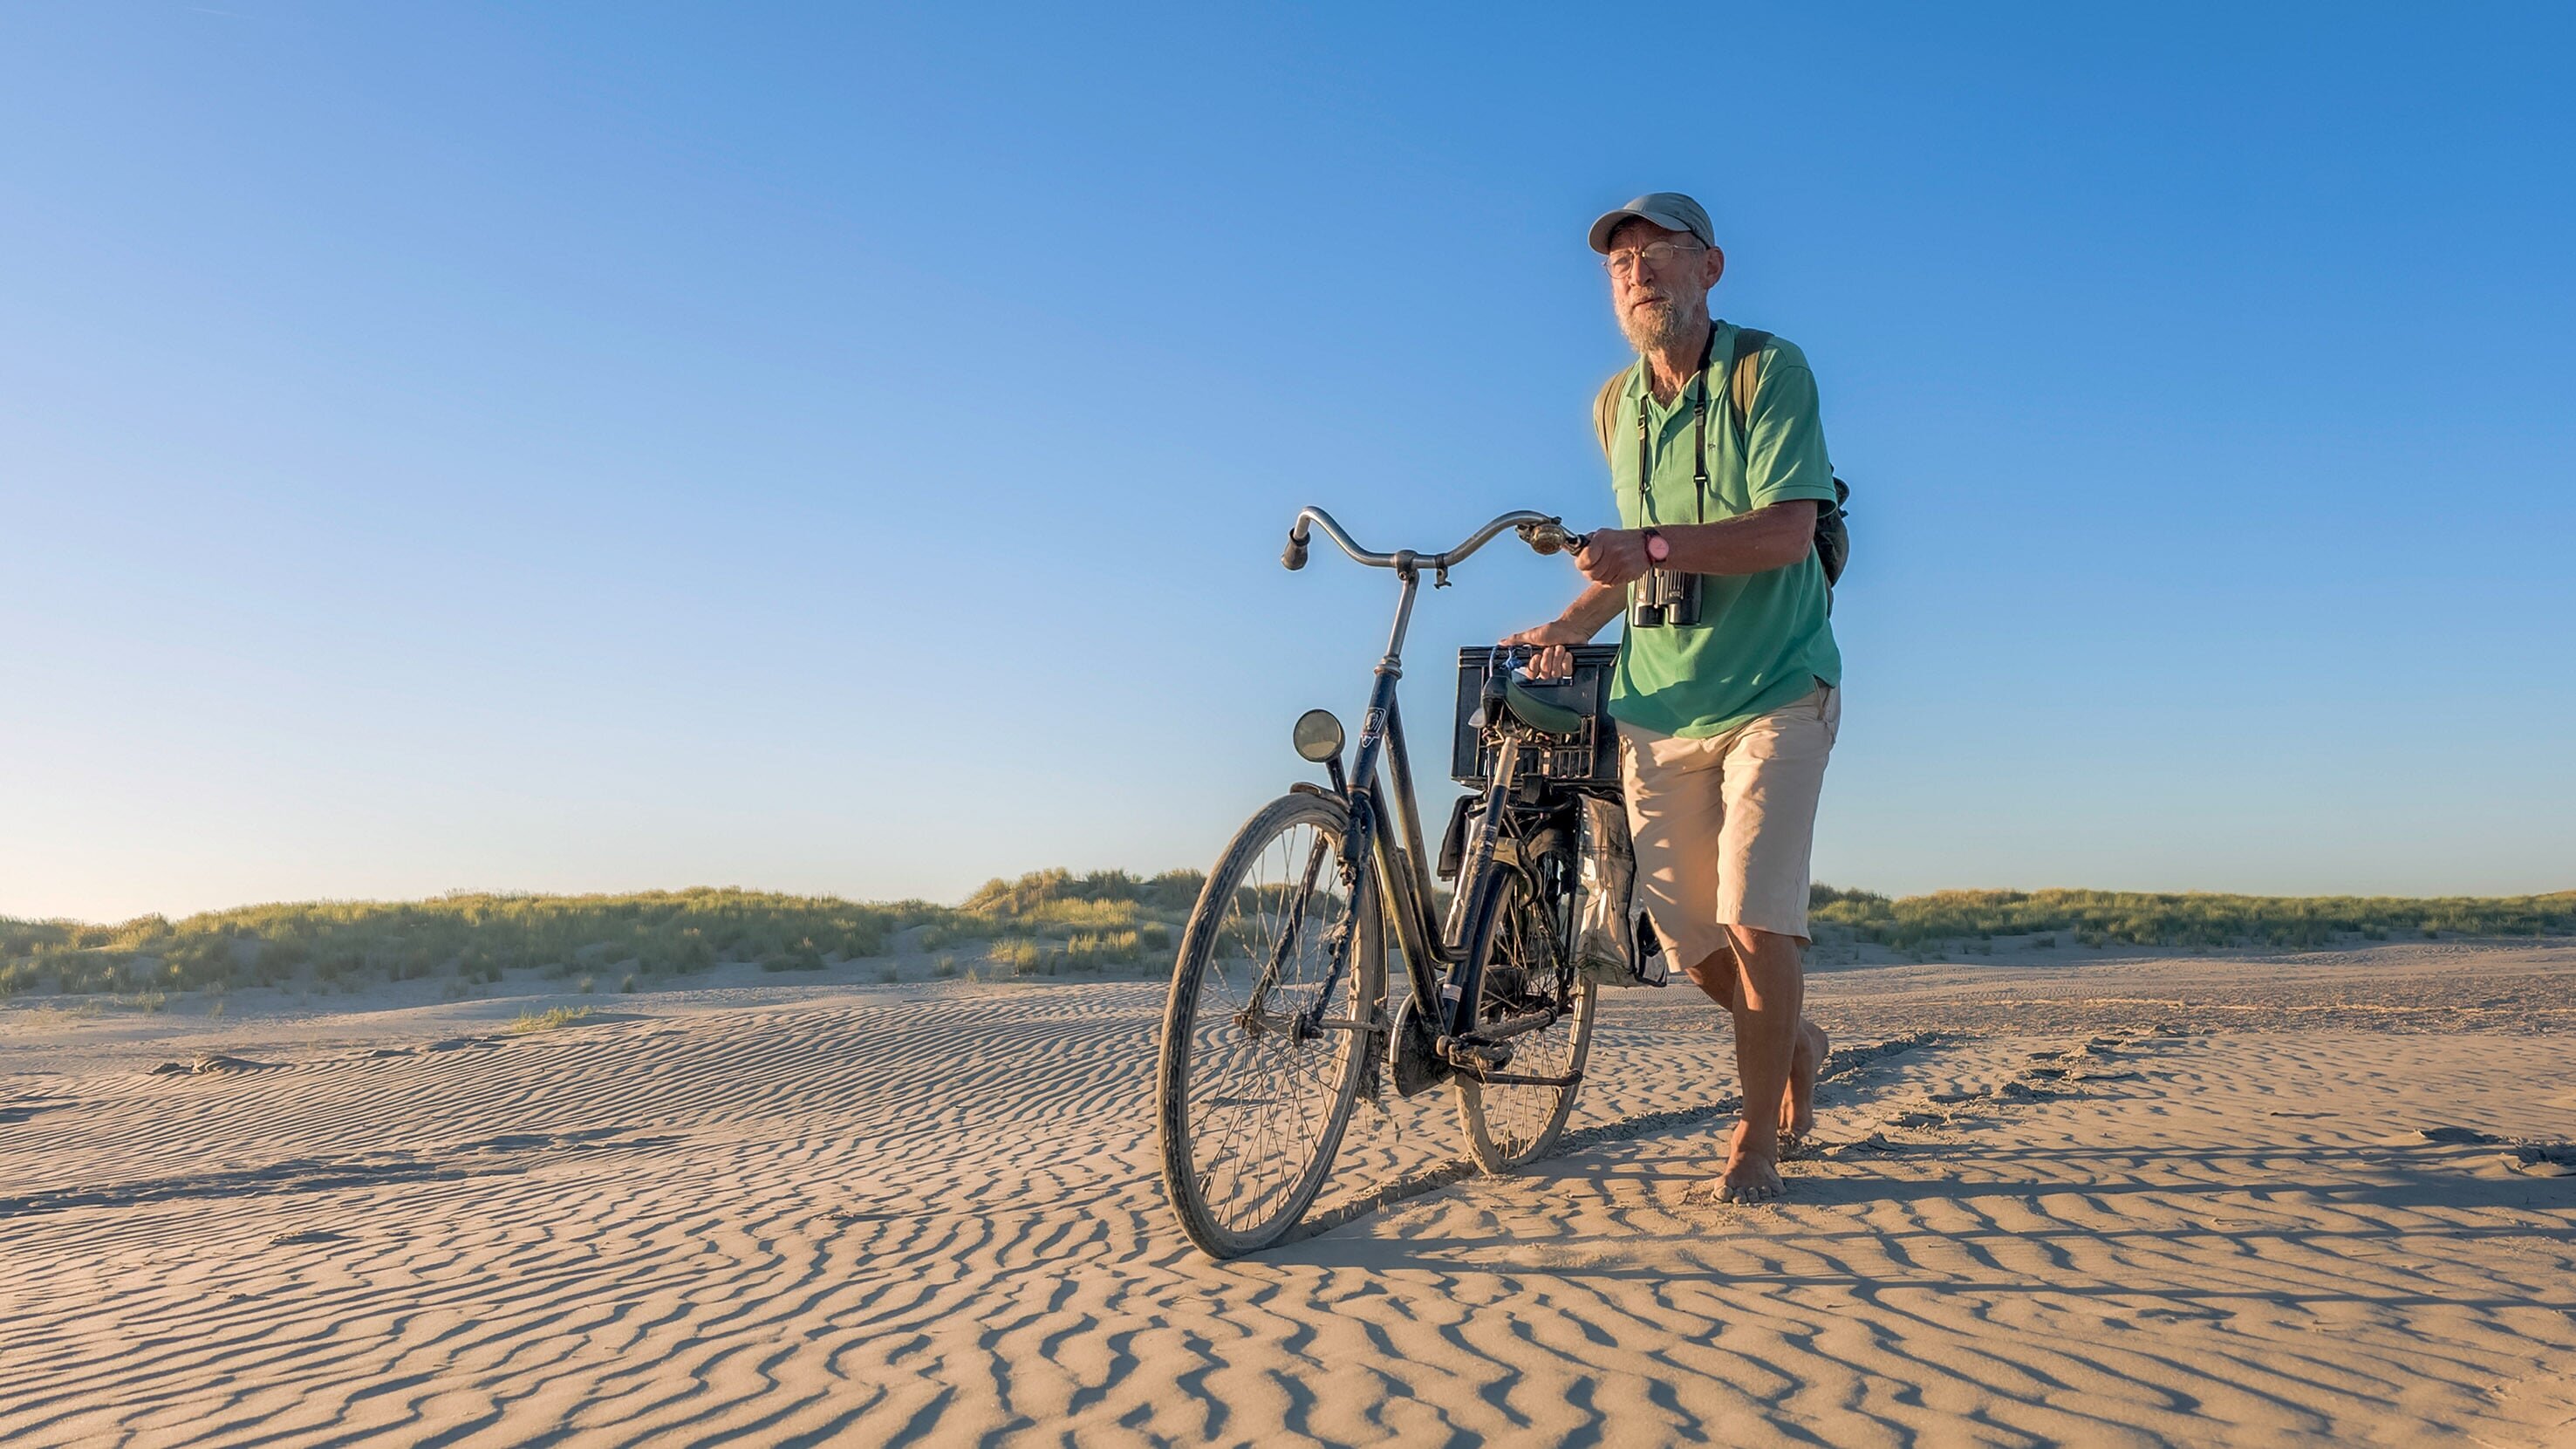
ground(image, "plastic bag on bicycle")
xmin=1574 ymin=796 xmax=1669 ymax=988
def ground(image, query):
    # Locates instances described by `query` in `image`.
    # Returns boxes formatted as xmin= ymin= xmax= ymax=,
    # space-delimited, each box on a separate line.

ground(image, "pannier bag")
xmin=1573 ymin=796 xmax=1668 ymax=988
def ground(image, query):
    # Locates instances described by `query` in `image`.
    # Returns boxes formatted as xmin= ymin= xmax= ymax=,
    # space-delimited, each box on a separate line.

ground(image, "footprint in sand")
xmin=2497 ymin=1145 xmax=2576 ymax=1179
xmin=0 ymin=1098 xmax=76 ymax=1124
xmin=2387 ymin=1126 xmax=2576 ymax=1177
xmin=149 ymin=1053 xmax=281 ymax=1076
xmin=2409 ymin=1125 xmax=2500 ymax=1145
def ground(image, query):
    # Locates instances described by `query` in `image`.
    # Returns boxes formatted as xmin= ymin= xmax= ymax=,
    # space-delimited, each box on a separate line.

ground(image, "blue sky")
xmin=5 ymin=3 xmax=2571 ymax=922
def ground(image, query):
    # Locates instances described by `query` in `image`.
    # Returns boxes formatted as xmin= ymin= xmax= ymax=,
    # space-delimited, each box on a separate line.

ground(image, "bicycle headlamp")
xmin=1291 ymin=709 xmax=1345 ymax=763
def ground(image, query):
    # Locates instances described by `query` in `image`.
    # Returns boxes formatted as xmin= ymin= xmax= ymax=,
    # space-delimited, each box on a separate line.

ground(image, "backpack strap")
xmin=1590 ymin=369 xmax=1629 ymax=459
xmin=1725 ymin=326 xmax=1771 ymax=448
xmin=1724 ymin=325 xmax=1848 ymax=594
xmin=1597 ymin=325 xmax=1767 ymax=460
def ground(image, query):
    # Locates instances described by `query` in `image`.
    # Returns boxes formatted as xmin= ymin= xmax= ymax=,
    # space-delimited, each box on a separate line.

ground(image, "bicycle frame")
xmin=1344 ymin=571 xmax=1458 ymax=1034
xmin=1155 ymin=501 xmax=1604 ymax=1264
xmin=1280 ymin=506 xmax=1580 ymax=1047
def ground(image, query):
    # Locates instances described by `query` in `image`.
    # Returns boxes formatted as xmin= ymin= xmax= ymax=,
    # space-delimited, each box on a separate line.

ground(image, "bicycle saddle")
xmin=1500 ymin=673 xmax=1589 ymax=737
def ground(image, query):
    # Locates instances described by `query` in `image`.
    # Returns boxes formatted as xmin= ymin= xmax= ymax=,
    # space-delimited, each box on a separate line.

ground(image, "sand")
xmin=3 ymin=941 xmax=2573 ymax=1447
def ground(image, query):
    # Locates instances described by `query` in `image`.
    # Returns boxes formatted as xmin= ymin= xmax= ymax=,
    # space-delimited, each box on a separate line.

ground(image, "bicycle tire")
xmin=1452 ymin=864 xmax=1596 ymax=1172
xmin=1155 ymin=792 xmax=1385 ymax=1258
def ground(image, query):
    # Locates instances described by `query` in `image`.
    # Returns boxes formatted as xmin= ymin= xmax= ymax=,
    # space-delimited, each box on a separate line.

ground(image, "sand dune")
xmin=3 ymin=944 xmax=2572 ymax=1446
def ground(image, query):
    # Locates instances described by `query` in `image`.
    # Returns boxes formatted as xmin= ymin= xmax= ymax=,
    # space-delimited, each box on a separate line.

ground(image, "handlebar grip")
xmin=1282 ymin=531 xmax=1309 ymax=571
xmin=1515 ymin=518 xmax=1589 ymax=557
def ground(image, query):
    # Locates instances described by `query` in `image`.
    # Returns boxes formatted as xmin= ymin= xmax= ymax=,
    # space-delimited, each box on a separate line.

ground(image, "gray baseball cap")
xmin=1588 ymin=192 xmax=1715 ymax=254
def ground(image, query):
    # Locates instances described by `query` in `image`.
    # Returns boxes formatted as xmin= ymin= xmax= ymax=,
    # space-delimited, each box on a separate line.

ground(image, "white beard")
xmin=1618 ymin=296 xmax=1702 ymax=355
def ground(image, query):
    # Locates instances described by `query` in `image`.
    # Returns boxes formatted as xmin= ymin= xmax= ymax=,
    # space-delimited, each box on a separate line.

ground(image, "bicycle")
xmin=1154 ymin=506 xmax=1664 ymax=1259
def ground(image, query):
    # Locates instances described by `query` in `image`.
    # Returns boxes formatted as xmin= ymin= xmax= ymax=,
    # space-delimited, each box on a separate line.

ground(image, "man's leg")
xmin=1680 ymin=940 xmax=1826 ymax=1146
xmin=1624 ymin=711 xmax=1833 ymax=1195
xmin=1785 ymin=1017 xmax=1829 ymax=1144
xmin=1679 ymin=945 xmax=1737 ymax=1008
xmin=1710 ymin=681 xmax=1839 ymax=1204
xmin=1715 ymin=924 xmax=1804 ymax=1201
xmin=1622 ymin=723 xmax=1732 ymax=1002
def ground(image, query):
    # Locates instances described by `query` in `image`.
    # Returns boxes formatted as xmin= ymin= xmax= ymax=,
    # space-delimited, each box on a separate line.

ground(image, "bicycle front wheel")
xmin=1452 ymin=865 xmax=1596 ymax=1172
xmin=1156 ymin=792 xmax=1385 ymax=1258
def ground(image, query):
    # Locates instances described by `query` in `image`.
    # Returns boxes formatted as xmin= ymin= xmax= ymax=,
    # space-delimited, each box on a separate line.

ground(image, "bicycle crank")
xmin=1387 ymin=993 xmax=1452 ymax=1097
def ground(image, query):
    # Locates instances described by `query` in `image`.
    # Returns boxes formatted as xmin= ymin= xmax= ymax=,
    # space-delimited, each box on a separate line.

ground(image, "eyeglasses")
xmin=1602 ymin=240 xmax=1705 ymax=277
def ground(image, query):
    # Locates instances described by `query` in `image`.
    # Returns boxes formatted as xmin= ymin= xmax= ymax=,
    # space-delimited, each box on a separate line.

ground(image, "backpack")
xmin=1591 ymin=326 xmax=1850 ymax=591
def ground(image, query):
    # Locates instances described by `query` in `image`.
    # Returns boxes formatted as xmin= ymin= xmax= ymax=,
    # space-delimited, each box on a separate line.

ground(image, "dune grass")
xmin=4 ymin=871 xmax=2565 ymax=999
xmin=0 ymin=887 xmax=936 ymax=998
xmin=0 ymin=869 xmax=1206 ymax=998
xmin=1807 ymin=885 xmax=2576 ymax=952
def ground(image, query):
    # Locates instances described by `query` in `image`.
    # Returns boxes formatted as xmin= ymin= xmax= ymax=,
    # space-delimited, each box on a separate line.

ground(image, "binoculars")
xmin=1629 ymin=567 xmax=1702 ymax=628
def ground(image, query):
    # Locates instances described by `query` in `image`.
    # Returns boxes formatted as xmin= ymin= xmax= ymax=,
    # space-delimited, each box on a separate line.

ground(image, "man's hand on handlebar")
xmin=1500 ymin=619 xmax=1592 ymax=681
xmin=1574 ymin=528 xmax=1652 ymax=587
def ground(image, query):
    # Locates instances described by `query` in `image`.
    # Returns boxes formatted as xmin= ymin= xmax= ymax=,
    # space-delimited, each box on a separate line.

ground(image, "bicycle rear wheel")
xmin=1452 ymin=865 xmax=1596 ymax=1171
xmin=1156 ymin=792 xmax=1384 ymax=1258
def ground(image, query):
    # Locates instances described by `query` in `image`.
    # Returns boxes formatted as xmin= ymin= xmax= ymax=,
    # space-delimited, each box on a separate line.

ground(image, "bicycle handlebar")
xmin=1282 ymin=507 xmax=1590 ymax=575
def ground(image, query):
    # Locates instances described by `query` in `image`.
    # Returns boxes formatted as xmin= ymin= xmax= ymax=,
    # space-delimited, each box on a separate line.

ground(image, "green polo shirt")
xmin=1605 ymin=321 xmax=1841 ymax=738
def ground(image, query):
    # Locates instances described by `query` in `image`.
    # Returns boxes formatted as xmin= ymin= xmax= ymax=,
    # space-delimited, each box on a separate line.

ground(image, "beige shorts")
xmin=1619 ymin=680 xmax=1839 ymax=960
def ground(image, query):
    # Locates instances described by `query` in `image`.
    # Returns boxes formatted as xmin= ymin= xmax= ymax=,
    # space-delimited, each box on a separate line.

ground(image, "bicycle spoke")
xmin=1166 ymin=810 xmax=1371 ymax=1244
xmin=1455 ymin=868 xmax=1595 ymax=1170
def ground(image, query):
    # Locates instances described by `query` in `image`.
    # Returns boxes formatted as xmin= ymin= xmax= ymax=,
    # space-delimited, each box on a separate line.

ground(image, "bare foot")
xmin=1717 ymin=1120 xmax=1786 ymax=1204
xmin=1776 ymin=1019 xmax=1828 ymax=1152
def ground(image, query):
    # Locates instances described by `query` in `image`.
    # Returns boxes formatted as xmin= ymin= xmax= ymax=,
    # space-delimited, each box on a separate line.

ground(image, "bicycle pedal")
xmin=1437 ymin=1035 xmax=1514 ymax=1071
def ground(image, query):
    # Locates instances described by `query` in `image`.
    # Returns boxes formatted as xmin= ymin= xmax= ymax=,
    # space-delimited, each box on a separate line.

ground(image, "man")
xmin=1507 ymin=192 xmax=1841 ymax=1205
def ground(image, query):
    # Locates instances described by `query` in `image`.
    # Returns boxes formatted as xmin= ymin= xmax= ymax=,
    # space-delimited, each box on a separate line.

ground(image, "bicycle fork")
xmin=1232 ymin=830 xmax=1334 ymax=1042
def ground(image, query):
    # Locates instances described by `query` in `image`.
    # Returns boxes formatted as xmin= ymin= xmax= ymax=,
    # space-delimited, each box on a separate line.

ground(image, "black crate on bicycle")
xmin=1451 ymin=645 xmax=1621 ymax=787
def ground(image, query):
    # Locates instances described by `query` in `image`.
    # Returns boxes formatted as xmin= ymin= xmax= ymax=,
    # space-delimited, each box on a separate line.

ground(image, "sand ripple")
xmin=3 ymin=952 xmax=2573 ymax=1446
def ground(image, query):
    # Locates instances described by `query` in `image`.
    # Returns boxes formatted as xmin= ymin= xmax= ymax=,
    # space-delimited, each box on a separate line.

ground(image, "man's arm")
xmin=1577 ymin=340 xmax=1834 ymax=585
xmin=1572 ymin=501 xmax=1818 ymax=587
xmin=1500 ymin=582 xmax=1625 ymax=680
xmin=1503 ymin=498 xmax=1814 ymax=676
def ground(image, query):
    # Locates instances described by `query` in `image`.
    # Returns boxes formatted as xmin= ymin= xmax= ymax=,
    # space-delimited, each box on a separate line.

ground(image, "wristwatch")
xmin=1641 ymin=528 xmax=1671 ymax=565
